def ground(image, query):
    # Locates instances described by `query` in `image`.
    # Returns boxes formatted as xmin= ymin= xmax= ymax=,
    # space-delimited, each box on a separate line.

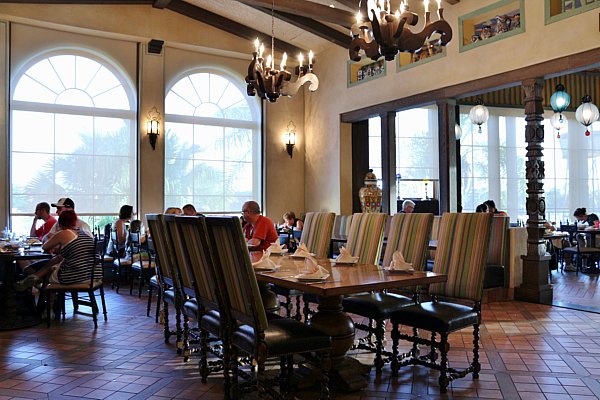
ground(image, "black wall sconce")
xmin=147 ymin=106 xmax=160 ymax=150
xmin=285 ymin=120 xmax=296 ymax=158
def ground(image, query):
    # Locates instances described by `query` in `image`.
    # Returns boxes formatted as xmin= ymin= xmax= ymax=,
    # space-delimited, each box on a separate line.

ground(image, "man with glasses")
xmin=29 ymin=202 xmax=57 ymax=240
xmin=241 ymin=201 xmax=278 ymax=252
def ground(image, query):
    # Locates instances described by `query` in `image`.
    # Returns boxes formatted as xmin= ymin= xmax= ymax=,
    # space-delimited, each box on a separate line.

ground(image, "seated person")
xmin=165 ymin=207 xmax=182 ymax=215
xmin=16 ymin=210 xmax=97 ymax=290
xmin=112 ymin=204 xmax=133 ymax=257
xmin=573 ymin=207 xmax=599 ymax=229
xmin=401 ymin=199 xmax=415 ymax=213
xmin=45 ymin=198 xmax=92 ymax=240
xmin=30 ymin=202 xmax=57 ymax=239
xmin=242 ymin=201 xmax=278 ymax=252
xmin=475 ymin=203 xmax=488 ymax=213
xmin=484 ymin=200 xmax=508 ymax=217
xmin=182 ymin=204 xmax=198 ymax=216
xmin=282 ymin=211 xmax=303 ymax=230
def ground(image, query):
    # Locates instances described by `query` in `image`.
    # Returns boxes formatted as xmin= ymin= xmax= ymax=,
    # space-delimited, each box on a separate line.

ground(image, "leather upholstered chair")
xmin=145 ymin=214 xmax=182 ymax=349
xmin=345 ymin=213 xmax=387 ymax=265
xmin=129 ymin=231 xmax=154 ymax=297
xmin=389 ymin=212 xmax=493 ymax=393
xmin=483 ymin=216 xmax=510 ymax=288
xmin=272 ymin=212 xmax=335 ymax=318
xmin=205 ymin=216 xmax=332 ymax=399
xmin=342 ymin=213 xmax=433 ymax=374
xmin=110 ymin=229 xmax=132 ymax=293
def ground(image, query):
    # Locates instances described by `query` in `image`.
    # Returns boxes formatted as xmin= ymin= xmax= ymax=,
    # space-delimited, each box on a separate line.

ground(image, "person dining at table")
xmin=573 ymin=207 xmax=599 ymax=229
xmin=484 ymin=199 xmax=508 ymax=216
xmin=112 ymin=204 xmax=133 ymax=258
xmin=401 ymin=199 xmax=415 ymax=213
xmin=281 ymin=211 xmax=303 ymax=231
xmin=242 ymin=201 xmax=278 ymax=252
xmin=29 ymin=202 xmax=57 ymax=240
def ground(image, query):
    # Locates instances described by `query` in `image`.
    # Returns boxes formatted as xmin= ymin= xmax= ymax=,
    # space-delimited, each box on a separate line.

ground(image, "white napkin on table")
xmin=298 ymin=256 xmax=330 ymax=279
xmin=335 ymin=246 xmax=358 ymax=263
xmin=388 ymin=251 xmax=414 ymax=271
xmin=267 ymin=241 xmax=286 ymax=253
xmin=251 ymin=250 xmax=278 ymax=270
xmin=293 ymin=243 xmax=311 ymax=257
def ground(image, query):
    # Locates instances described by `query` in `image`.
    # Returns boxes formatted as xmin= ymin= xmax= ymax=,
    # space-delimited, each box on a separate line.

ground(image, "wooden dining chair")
xmin=145 ymin=214 xmax=182 ymax=349
xmin=390 ymin=212 xmax=493 ymax=393
xmin=205 ymin=216 xmax=332 ymax=399
xmin=174 ymin=215 xmax=229 ymax=382
xmin=110 ymin=229 xmax=132 ymax=293
xmin=42 ymin=236 xmax=107 ymax=328
xmin=345 ymin=212 xmax=387 ymax=265
xmin=128 ymin=231 xmax=154 ymax=297
xmin=342 ymin=213 xmax=433 ymax=374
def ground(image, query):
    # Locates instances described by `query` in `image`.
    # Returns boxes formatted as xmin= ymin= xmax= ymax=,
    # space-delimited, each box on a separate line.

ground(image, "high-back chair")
xmin=163 ymin=214 xmax=202 ymax=361
xmin=43 ymin=236 xmax=107 ymax=328
xmin=205 ymin=216 xmax=332 ymax=399
xmin=390 ymin=212 xmax=493 ymax=393
xmin=129 ymin=231 xmax=154 ymax=297
xmin=345 ymin=213 xmax=387 ymax=265
xmin=300 ymin=212 xmax=336 ymax=258
xmin=483 ymin=216 xmax=510 ymax=288
xmin=273 ymin=212 xmax=335 ymax=319
xmin=174 ymin=215 xmax=228 ymax=383
xmin=110 ymin=228 xmax=132 ymax=293
xmin=342 ymin=213 xmax=434 ymax=374
xmin=145 ymin=214 xmax=182 ymax=348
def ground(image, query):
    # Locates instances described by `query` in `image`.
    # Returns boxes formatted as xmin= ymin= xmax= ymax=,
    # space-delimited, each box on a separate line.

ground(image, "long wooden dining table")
xmin=255 ymin=255 xmax=446 ymax=391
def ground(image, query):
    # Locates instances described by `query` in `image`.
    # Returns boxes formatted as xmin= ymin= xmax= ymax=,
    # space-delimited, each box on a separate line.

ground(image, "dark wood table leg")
xmin=308 ymin=295 xmax=371 ymax=391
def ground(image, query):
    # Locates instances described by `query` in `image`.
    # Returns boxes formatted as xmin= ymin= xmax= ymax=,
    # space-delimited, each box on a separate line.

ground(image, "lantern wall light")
xmin=284 ymin=120 xmax=296 ymax=158
xmin=147 ymin=106 xmax=160 ymax=151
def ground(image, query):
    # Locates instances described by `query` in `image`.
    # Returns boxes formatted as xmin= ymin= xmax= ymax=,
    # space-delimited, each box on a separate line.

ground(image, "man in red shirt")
xmin=242 ymin=201 xmax=279 ymax=252
xmin=29 ymin=202 xmax=57 ymax=239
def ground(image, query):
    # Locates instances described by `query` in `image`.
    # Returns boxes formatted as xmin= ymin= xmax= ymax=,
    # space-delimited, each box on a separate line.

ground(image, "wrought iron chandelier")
xmin=245 ymin=0 xmax=319 ymax=102
xmin=350 ymin=0 xmax=453 ymax=62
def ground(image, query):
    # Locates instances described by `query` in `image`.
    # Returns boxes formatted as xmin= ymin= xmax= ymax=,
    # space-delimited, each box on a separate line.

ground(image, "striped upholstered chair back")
xmin=382 ymin=213 xmax=434 ymax=270
xmin=487 ymin=216 xmax=510 ymax=267
xmin=300 ymin=212 xmax=335 ymax=258
xmin=428 ymin=215 xmax=442 ymax=261
xmin=145 ymin=214 xmax=178 ymax=290
xmin=346 ymin=213 xmax=388 ymax=265
xmin=333 ymin=214 xmax=353 ymax=237
xmin=164 ymin=214 xmax=196 ymax=298
xmin=205 ymin=216 xmax=268 ymax=333
xmin=174 ymin=216 xmax=222 ymax=312
xmin=429 ymin=212 xmax=493 ymax=302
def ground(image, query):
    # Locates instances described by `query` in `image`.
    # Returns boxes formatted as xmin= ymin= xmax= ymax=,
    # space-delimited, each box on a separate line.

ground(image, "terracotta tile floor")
xmin=1 ymin=271 xmax=599 ymax=399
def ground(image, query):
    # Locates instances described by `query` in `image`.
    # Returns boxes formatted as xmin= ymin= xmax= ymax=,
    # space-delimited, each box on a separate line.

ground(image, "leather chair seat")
xmin=149 ymin=275 xmax=160 ymax=288
xmin=183 ymin=298 xmax=198 ymax=318
xmin=391 ymin=301 xmax=479 ymax=333
xmin=163 ymin=289 xmax=176 ymax=306
xmin=483 ymin=264 xmax=505 ymax=289
xmin=342 ymin=292 xmax=412 ymax=319
xmin=200 ymin=309 xmax=221 ymax=336
xmin=232 ymin=318 xmax=331 ymax=357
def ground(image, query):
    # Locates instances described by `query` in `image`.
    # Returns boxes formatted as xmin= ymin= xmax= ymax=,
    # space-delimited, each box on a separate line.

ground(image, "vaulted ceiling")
xmin=0 ymin=0 xmax=460 ymax=55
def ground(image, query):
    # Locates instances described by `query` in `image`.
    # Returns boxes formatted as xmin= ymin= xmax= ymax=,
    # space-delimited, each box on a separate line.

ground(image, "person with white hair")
xmin=401 ymin=199 xmax=415 ymax=213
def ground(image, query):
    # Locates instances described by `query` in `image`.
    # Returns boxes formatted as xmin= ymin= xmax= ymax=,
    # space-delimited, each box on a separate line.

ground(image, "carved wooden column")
xmin=514 ymin=78 xmax=553 ymax=305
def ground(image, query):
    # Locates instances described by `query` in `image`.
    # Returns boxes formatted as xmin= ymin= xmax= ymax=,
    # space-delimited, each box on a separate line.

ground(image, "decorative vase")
xmin=359 ymin=169 xmax=382 ymax=213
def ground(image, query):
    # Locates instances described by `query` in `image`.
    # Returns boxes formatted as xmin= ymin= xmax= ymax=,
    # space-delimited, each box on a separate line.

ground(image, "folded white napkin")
xmin=251 ymin=250 xmax=277 ymax=270
xmin=299 ymin=256 xmax=329 ymax=279
xmin=388 ymin=251 xmax=413 ymax=271
xmin=267 ymin=241 xmax=285 ymax=253
xmin=293 ymin=243 xmax=311 ymax=257
xmin=335 ymin=246 xmax=358 ymax=263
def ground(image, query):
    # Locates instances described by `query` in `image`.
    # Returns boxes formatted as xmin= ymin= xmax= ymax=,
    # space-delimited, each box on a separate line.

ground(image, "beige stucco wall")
xmin=0 ymin=3 xmax=304 ymax=227
xmin=304 ymin=0 xmax=600 ymax=212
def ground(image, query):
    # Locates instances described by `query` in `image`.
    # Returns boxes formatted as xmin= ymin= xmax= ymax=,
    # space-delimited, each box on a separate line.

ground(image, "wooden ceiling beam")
xmin=166 ymin=0 xmax=304 ymax=55
xmin=152 ymin=0 xmax=171 ymax=8
xmin=236 ymin=0 xmax=355 ymax=26
xmin=254 ymin=6 xmax=349 ymax=48
xmin=0 ymin=0 xmax=152 ymax=3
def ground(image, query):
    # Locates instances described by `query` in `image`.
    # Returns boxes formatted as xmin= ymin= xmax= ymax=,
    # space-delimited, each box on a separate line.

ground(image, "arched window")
xmin=164 ymin=70 xmax=261 ymax=213
xmin=10 ymin=52 xmax=136 ymax=233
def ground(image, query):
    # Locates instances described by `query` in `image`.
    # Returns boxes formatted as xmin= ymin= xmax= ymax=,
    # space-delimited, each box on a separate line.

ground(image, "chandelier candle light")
xmin=245 ymin=1 xmax=318 ymax=102
xmin=350 ymin=0 xmax=453 ymax=62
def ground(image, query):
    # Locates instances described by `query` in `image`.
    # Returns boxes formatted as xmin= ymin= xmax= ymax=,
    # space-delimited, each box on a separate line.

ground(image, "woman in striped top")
xmin=15 ymin=210 xmax=97 ymax=290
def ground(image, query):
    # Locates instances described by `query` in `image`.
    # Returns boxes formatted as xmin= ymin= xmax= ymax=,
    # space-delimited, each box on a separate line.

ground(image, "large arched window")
xmin=164 ymin=70 xmax=261 ymax=213
xmin=10 ymin=52 xmax=136 ymax=233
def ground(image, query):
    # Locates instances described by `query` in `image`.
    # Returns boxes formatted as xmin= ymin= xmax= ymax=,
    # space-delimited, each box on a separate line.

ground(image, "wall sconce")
xmin=284 ymin=120 xmax=296 ymax=158
xmin=147 ymin=106 xmax=161 ymax=150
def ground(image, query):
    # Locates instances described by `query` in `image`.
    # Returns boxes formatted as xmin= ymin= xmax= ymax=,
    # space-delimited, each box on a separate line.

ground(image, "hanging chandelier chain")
xmin=271 ymin=0 xmax=275 ymax=64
